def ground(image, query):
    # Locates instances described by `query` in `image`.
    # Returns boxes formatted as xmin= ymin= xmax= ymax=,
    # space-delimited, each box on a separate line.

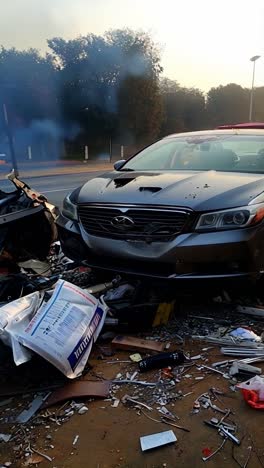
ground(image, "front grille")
xmin=78 ymin=205 xmax=189 ymax=242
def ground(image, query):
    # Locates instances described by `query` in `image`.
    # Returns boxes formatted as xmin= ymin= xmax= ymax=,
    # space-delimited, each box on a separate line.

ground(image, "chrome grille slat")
xmin=78 ymin=205 xmax=189 ymax=241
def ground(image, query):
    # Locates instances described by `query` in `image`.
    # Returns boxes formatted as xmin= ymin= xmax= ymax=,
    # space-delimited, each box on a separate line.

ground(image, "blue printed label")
xmin=67 ymin=306 xmax=104 ymax=371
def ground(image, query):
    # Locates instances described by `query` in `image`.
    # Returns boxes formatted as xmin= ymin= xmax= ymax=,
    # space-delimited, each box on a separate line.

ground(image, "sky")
xmin=0 ymin=0 xmax=264 ymax=91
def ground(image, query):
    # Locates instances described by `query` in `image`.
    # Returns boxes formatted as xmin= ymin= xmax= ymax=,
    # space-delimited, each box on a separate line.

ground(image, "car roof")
xmin=165 ymin=128 xmax=264 ymax=139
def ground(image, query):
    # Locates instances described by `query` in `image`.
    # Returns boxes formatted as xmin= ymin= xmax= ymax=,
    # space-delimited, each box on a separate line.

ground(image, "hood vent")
xmin=139 ymin=187 xmax=161 ymax=193
xmin=114 ymin=178 xmax=135 ymax=188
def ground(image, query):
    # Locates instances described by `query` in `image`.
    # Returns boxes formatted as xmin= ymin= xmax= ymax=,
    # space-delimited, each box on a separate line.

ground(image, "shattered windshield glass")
xmin=122 ymin=134 xmax=264 ymax=173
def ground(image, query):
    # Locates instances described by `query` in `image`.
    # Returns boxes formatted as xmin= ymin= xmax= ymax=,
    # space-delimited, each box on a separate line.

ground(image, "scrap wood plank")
xmin=111 ymin=335 xmax=166 ymax=353
xmin=41 ymin=380 xmax=111 ymax=408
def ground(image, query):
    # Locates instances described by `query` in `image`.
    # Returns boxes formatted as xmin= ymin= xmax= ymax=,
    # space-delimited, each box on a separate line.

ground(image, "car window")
xmin=122 ymin=134 xmax=264 ymax=173
xmin=124 ymin=140 xmax=186 ymax=170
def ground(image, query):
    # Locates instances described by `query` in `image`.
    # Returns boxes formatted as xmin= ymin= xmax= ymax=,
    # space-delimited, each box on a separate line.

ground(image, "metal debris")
xmin=78 ymin=406 xmax=88 ymax=415
xmin=202 ymin=438 xmax=227 ymax=462
xmin=72 ymin=435 xmax=79 ymax=446
xmin=0 ymin=434 xmax=12 ymax=443
xmin=16 ymin=393 xmax=50 ymax=423
xmin=122 ymin=394 xmax=153 ymax=411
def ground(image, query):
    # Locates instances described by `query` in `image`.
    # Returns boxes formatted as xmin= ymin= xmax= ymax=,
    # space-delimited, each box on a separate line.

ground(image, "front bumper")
xmin=56 ymin=213 xmax=264 ymax=281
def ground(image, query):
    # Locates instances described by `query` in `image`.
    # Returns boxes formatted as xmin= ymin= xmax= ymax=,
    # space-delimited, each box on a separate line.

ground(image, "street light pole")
xmin=249 ymin=55 xmax=261 ymax=122
xmin=2 ymin=102 xmax=19 ymax=176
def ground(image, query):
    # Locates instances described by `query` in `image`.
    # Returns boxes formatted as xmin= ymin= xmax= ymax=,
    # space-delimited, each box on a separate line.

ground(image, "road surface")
xmin=0 ymin=171 xmax=103 ymax=208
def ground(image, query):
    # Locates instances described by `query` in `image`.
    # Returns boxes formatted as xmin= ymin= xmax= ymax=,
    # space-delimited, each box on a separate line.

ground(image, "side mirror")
xmin=114 ymin=160 xmax=126 ymax=171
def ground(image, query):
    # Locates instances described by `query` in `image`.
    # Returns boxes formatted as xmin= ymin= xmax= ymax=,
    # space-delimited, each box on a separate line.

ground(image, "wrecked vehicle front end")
xmin=57 ymin=204 xmax=264 ymax=282
xmin=0 ymin=171 xmax=58 ymax=264
xmin=0 ymin=172 xmax=59 ymax=300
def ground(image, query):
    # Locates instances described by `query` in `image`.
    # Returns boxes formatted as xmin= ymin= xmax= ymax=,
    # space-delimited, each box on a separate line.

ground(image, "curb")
xmin=0 ymin=165 xmax=113 ymax=180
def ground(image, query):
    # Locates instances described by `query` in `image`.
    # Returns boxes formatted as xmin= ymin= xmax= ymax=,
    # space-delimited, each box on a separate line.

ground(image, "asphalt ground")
xmin=0 ymin=171 xmax=104 ymax=208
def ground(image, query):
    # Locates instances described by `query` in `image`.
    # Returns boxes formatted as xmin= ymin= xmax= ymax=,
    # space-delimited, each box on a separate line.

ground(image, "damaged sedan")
xmin=57 ymin=128 xmax=264 ymax=281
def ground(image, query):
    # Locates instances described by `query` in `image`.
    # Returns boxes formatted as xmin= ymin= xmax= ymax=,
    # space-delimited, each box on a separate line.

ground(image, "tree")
xmin=206 ymin=83 xmax=249 ymax=127
xmin=118 ymin=76 xmax=163 ymax=143
xmin=48 ymin=29 xmax=164 ymax=144
xmin=0 ymin=47 xmax=57 ymax=123
xmin=253 ymin=87 xmax=264 ymax=122
xmin=160 ymin=78 xmax=206 ymax=135
xmin=0 ymin=47 xmax=58 ymax=159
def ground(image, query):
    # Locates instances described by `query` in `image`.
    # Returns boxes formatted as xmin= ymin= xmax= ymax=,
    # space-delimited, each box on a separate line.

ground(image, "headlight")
xmin=62 ymin=193 xmax=78 ymax=221
xmin=195 ymin=203 xmax=264 ymax=231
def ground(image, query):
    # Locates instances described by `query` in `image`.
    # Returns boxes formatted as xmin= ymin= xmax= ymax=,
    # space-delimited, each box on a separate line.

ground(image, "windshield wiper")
xmin=119 ymin=167 xmax=135 ymax=172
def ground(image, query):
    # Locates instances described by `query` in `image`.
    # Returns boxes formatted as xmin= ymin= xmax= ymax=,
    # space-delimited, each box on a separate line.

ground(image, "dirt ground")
xmin=1 ymin=314 xmax=264 ymax=467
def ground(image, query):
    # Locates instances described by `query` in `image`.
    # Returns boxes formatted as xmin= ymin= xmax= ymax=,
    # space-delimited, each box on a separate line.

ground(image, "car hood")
xmin=78 ymin=170 xmax=264 ymax=211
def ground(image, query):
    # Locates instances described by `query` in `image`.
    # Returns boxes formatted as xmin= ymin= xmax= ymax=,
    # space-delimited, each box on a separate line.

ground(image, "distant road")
xmin=0 ymin=171 xmax=104 ymax=208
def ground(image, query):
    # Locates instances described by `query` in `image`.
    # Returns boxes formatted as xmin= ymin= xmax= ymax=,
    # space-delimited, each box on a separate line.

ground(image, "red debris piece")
xmin=202 ymin=448 xmax=213 ymax=457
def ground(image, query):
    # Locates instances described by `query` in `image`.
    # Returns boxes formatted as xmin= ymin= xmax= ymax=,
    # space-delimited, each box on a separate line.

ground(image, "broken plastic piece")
xmin=78 ymin=406 xmax=88 ymax=414
xmin=130 ymin=353 xmax=142 ymax=362
xmin=152 ymin=302 xmax=175 ymax=327
xmin=229 ymin=362 xmax=261 ymax=378
xmin=0 ymin=434 xmax=11 ymax=443
xmin=16 ymin=393 xmax=50 ymax=423
xmin=230 ymin=328 xmax=261 ymax=342
xmin=73 ymin=435 xmax=79 ymax=446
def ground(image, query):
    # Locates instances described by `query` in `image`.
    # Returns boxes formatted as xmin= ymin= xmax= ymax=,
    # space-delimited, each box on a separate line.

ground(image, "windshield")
xmin=121 ymin=134 xmax=264 ymax=174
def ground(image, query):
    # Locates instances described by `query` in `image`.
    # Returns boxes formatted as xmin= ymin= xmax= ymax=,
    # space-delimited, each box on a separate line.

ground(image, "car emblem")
xmin=111 ymin=215 xmax=135 ymax=230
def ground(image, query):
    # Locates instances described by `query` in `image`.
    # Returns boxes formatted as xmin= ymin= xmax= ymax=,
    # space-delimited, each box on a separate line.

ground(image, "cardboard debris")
xmin=18 ymin=280 xmax=108 ymax=378
xmin=41 ymin=380 xmax=111 ymax=408
xmin=112 ymin=335 xmax=166 ymax=353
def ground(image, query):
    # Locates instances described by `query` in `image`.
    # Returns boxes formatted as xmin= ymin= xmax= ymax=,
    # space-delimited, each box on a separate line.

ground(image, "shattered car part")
xmin=42 ymin=381 xmax=111 ymax=408
xmin=0 ymin=172 xmax=58 ymax=264
xmin=229 ymin=362 xmax=261 ymax=377
xmin=16 ymin=393 xmax=50 ymax=423
xmin=204 ymin=420 xmax=240 ymax=445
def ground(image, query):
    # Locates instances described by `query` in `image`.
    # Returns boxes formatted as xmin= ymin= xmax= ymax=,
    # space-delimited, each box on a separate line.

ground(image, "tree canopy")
xmin=0 ymin=29 xmax=262 ymax=160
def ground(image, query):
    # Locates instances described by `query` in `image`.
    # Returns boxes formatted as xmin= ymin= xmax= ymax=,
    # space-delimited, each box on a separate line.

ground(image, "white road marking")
xmin=42 ymin=187 xmax=75 ymax=193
